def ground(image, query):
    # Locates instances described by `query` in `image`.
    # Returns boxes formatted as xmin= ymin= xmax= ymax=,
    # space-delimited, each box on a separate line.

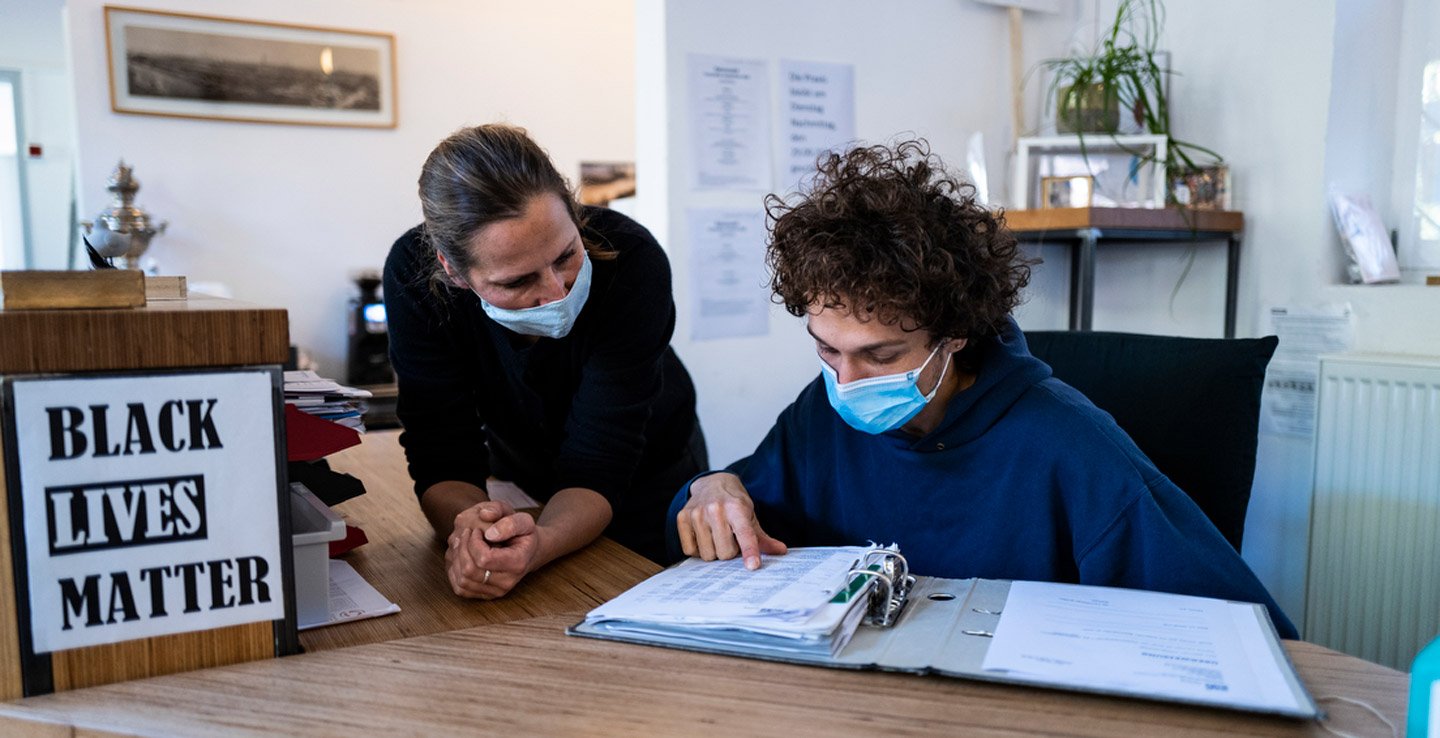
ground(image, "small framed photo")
xmin=1041 ymin=175 xmax=1094 ymax=209
xmin=104 ymin=6 xmax=397 ymax=128
xmin=1169 ymin=165 xmax=1231 ymax=210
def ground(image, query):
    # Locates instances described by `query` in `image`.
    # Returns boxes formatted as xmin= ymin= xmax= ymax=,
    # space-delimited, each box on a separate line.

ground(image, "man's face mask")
xmin=819 ymin=343 xmax=951 ymax=434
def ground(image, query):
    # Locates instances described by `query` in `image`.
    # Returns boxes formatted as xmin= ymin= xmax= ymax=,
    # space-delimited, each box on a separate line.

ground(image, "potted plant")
xmin=1039 ymin=0 xmax=1225 ymax=208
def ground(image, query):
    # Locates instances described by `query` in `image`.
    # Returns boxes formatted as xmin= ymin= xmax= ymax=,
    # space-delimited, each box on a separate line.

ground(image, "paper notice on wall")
xmin=1260 ymin=304 xmax=1355 ymax=437
xmin=688 ymin=208 xmax=769 ymax=341
xmin=779 ymin=59 xmax=855 ymax=193
xmin=688 ymin=55 xmax=771 ymax=190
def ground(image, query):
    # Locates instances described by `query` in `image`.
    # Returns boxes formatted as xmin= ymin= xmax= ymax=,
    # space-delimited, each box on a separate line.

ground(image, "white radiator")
xmin=1305 ymin=353 xmax=1440 ymax=670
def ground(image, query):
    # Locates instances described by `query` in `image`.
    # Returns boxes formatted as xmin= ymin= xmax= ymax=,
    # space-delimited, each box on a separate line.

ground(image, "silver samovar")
xmin=80 ymin=160 xmax=167 ymax=269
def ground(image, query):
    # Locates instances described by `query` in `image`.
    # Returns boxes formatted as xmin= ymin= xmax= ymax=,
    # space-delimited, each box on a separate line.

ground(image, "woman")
xmin=383 ymin=124 xmax=704 ymax=599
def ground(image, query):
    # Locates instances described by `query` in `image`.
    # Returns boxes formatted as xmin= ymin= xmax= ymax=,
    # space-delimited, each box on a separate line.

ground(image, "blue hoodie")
xmin=667 ymin=319 xmax=1297 ymax=639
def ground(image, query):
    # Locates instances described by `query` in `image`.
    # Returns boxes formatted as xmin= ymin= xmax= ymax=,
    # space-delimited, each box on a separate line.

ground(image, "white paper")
xmin=1260 ymin=304 xmax=1355 ymax=437
xmin=582 ymin=548 xmax=875 ymax=658
xmin=487 ymin=479 xmax=542 ymax=510
xmin=589 ymin=547 xmax=868 ymax=627
xmin=779 ymin=59 xmax=855 ymax=193
xmin=1260 ymin=360 xmax=1320 ymax=437
xmin=688 ymin=207 xmax=770 ymax=341
xmin=283 ymin=370 xmax=372 ymax=398
xmin=983 ymin=582 xmax=1303 ymax=713
xmin=298 ymin=559 xmax=400 ymax=631
xmin=1329 ymin=190 xmax=1401 ymax=283
xmin=12 ymin=370 xmax=286 ymax=652
xmin=688 ymin=55 xmax=771 ymax=190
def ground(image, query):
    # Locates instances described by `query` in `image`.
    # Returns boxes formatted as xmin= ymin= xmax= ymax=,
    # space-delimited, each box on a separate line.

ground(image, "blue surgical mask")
xmin=478 ymin=250 xmax=593 ymax=339
xmin=820 ymin=344 xmax=951 ymax=434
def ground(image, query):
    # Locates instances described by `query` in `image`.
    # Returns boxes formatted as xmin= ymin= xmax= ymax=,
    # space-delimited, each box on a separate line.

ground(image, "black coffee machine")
xmin=347 ymin=271 xmax=394 ymax=386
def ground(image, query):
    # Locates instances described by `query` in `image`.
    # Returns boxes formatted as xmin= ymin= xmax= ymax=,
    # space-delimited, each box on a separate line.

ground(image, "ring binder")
xmin=848 ymin=549 xmax=916 ymax=627
xmin=570 ymin=546 xmax=1321 ymax=719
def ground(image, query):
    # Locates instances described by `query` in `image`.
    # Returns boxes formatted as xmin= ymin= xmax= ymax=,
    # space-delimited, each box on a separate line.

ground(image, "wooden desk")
xmin=1005 ymin=207 xmax=1245 ymax=337
xmin=299 ymin=430 xmax=660 ymax=652
xmin=0 ymin=614 xmax=1408 ymax=736
xmin=0 ymin=430 xmax=1408 ymax=735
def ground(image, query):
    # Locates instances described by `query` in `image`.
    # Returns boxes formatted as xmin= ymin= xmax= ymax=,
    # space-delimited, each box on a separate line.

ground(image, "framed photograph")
xmin=579 ymin=162 xmax=637 ymax=207
xmin=1169 ymin=164 xmax=1231 ymax=210
xmin=1013 ymin=134 xmax=1168 ymax=209
xmin=104 ymin=6 xmax=397 ymax=128
xmin=1041 ymin=175 xmax=1094 ymax=209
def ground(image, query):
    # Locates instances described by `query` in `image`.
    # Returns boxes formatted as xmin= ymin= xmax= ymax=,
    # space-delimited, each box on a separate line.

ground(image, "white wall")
xmin=64 ymin=0 xmax=635 ymax=377
xmin=0 ymin=0 xmax=76 ymax=270
xmin=1091 ymin=0 xmax=1440 ymax=351
xmin=1077 ymin=0 xmax=1440 ymax=632
xmin=636 ymin=0 xmax=1081 ymax=467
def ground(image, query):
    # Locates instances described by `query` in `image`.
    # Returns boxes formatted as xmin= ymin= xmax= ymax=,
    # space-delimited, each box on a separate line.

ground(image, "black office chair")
xmin=1024 ymin=330 xmax=1278 ymax=552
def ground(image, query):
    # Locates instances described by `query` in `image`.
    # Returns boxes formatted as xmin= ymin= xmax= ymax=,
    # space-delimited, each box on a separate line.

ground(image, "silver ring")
xmin=482 ymin=569 xmax=491 ymax=585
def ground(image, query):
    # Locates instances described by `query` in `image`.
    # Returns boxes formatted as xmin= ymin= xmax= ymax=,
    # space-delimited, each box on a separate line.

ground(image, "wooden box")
xmin=0 ymin=295 xmax=295 ymax=697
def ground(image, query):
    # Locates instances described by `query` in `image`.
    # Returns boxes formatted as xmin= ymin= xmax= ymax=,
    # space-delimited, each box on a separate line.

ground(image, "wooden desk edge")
xmin=0 ymin=618 xmax=1408 ymax=738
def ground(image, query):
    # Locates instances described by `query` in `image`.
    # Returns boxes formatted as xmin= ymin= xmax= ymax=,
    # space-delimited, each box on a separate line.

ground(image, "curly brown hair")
xmin=765 ymin=139 xmax=1031 ymax=359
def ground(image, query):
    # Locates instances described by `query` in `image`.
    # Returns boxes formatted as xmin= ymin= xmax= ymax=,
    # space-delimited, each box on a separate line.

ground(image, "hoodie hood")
xmin=896 ymin=317 xmax=1052 ymax=448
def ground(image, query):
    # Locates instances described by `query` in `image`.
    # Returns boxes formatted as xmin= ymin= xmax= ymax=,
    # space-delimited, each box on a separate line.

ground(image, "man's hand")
xmin=445 ymin=500 xmax=542 ymax=598
xmin=676 ymin=473 xmax=787 ymax=570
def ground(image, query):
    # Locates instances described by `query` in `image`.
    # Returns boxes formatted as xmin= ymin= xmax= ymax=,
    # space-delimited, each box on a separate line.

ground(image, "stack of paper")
xmin=580 ymin=547 xmax=876 ymax=658
xmin=284 ymin=370 xmax=374 ymax=433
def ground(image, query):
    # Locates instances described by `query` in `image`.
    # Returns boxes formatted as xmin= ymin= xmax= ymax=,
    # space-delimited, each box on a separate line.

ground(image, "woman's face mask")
xmin=476 ymin=250 xmax=592 ymax=339
xmin=820 ymin=343 xmax=951 ymax=434
xmin=443 ymin=194 xmax=592 ymax=339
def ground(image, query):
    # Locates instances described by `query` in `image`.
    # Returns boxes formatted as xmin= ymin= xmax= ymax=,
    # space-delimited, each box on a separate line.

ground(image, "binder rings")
xmin=569 ymin=548 xmax=1320 ymax=719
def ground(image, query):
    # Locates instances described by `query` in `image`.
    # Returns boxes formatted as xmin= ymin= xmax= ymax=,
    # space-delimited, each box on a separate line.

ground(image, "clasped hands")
xmin=445 ymin=500 xmax=540 ymax=599
xmin=676 ymin=472 xmax=787 ymax=570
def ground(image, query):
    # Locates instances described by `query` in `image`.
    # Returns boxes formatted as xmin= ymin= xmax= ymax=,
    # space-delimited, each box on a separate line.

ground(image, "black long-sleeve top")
xmin=382 ymin=207 xmax=698 ymax=514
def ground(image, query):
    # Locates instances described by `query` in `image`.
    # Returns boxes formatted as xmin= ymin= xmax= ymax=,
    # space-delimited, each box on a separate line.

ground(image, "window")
xmin=1408 ymin=60 xmax=1440 ymax=268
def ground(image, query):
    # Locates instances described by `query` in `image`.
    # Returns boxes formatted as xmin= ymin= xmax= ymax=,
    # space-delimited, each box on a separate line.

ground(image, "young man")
xmin=668 ymin=140 xmax=1296 ymax=638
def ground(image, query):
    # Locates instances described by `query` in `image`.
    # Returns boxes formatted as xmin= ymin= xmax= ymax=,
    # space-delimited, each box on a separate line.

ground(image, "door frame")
xmin=0 ymin=68 xmax=34 ymax=269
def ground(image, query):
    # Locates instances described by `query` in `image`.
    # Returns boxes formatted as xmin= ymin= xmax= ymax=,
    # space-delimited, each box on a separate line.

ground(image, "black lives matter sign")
xmin=8 ymin=371 xmax=284 ymax=653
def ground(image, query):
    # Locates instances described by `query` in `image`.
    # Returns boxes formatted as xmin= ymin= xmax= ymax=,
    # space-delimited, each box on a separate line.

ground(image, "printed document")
xmin=982 ymin=582 xmax=1304 ymax=712
xmin=581 ymin=547 xmax=876 ymax=658
xmin=298 ymin=560 xmax=400 ymax=631
xmin=589 ymin=546 xmax=868 ymax=625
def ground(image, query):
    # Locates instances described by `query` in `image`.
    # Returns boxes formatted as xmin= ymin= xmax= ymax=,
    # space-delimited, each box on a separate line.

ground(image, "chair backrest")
xmin=1024 ymin=330 xmax=1278 ymax=552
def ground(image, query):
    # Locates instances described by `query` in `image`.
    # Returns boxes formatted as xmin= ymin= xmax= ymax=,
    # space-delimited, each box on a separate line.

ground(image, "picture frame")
xmin=1169 ymin=164 xmax=1231 ymax=210
xmin=1012 ymin=134 xmax=1168 ymax=210
xmin=104 ymin=6 xmax=397 ymax=128
xmin=579 ymin=162 xmax=637 ymax=207
xmin=1041 ymin=175 xmax=1095 ymax=209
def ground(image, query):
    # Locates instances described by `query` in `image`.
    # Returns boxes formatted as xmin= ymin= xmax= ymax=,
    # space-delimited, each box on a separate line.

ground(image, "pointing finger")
xmin=725 ymin=505 xmax=763 ymax=570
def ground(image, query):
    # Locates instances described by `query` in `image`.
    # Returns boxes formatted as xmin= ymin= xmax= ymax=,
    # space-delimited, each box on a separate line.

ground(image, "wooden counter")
xmin=0 ymin=294 xmax=289 ymax=374
xmin=300 ymin=430 xmax=659 ymax=652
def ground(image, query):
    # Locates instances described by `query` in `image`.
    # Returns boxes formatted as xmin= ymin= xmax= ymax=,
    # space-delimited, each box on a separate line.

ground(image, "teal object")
xmin=1412 ymin=635 xmax=1440 ymax=737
